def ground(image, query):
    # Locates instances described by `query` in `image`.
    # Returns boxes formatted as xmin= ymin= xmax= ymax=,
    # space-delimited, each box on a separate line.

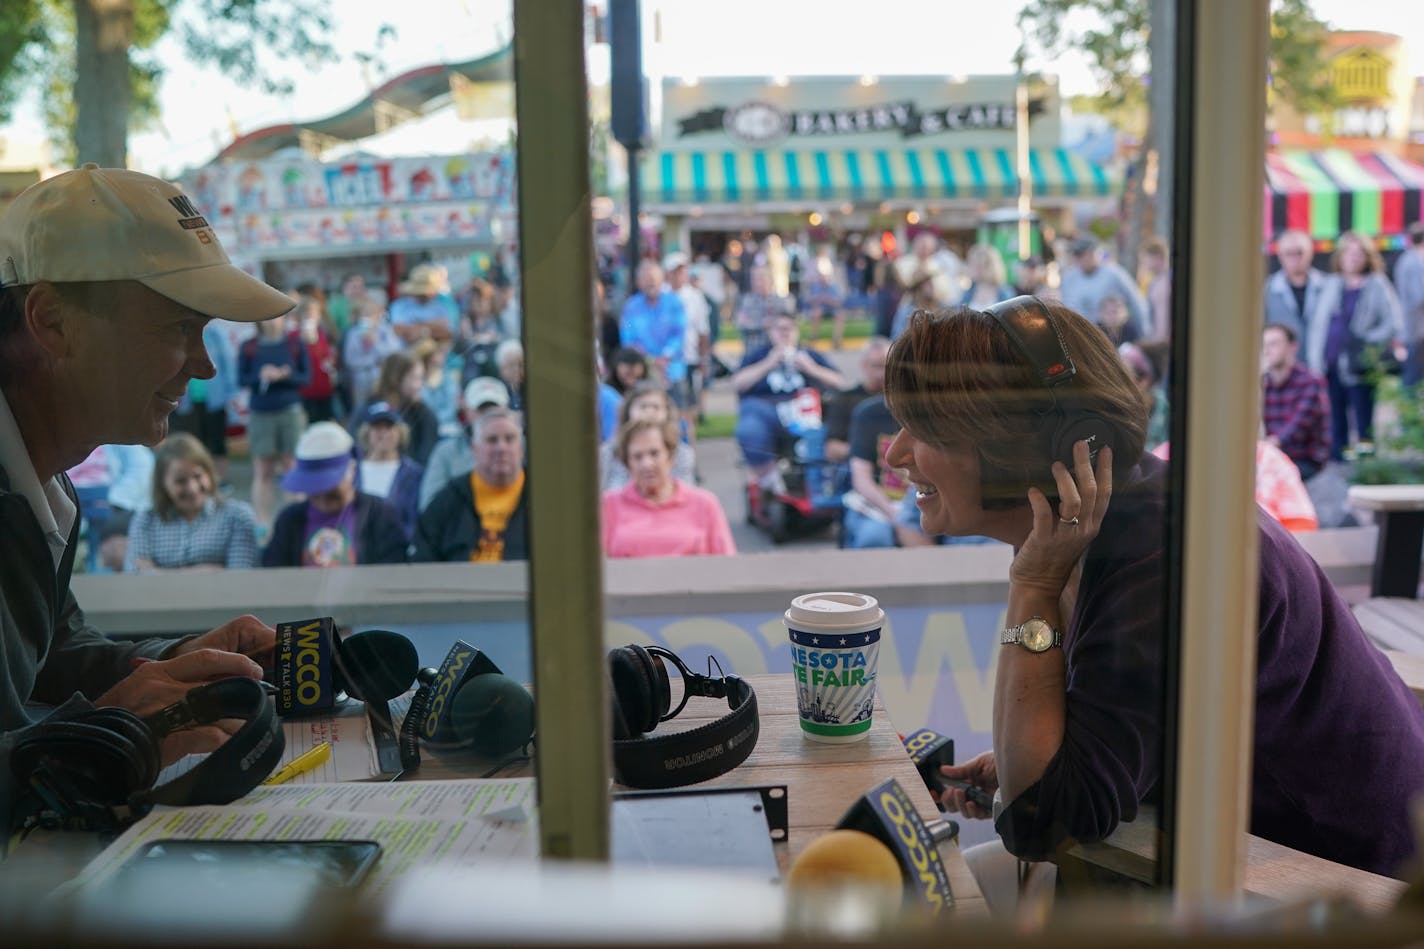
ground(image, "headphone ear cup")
xmin=83 ymin=708 xmax=162 ymax=791
xmin=11 ymin=710 xmax=160 ymax=814
xmin=608 ymin=645 xmax=667 ymax=738
xmin=1052 ymin=413 xmax=1114 ymax=472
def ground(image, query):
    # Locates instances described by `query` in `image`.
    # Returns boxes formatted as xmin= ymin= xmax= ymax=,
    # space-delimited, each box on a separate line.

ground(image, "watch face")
xmin=1021 ymin=619 xmax=1055 ymax=652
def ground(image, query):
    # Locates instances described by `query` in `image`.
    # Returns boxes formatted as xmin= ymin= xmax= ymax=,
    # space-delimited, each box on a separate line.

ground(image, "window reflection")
xmin=596 ymin=0 xmax=1179 ymax=893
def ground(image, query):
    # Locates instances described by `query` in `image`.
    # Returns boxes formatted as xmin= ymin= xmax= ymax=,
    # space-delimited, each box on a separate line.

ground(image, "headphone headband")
xmin=976 ymin=295 xmax=1118 ymax=501
xmin=609 ymin=645 xmax=760 ymax=790
xmin=982 ymin=295 xmax=1078 ymax=390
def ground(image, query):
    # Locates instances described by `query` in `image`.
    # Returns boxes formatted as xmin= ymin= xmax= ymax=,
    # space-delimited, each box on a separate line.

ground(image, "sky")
xmin=4 ymin=0 xmax=1424 ymax=176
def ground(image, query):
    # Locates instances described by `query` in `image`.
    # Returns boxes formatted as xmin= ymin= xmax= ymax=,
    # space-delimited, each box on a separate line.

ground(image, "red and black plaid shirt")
xmin=1263 ymin=362 xmax=1330 ymax=469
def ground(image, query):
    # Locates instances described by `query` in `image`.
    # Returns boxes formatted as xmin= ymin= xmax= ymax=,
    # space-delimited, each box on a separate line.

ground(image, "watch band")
xmin=1000 ymin=617 xmax=1062 ymax=652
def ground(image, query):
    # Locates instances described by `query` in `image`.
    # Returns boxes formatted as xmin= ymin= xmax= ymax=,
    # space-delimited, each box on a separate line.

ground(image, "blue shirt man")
xmin=620 ymin=260 xmax=688 ymax=384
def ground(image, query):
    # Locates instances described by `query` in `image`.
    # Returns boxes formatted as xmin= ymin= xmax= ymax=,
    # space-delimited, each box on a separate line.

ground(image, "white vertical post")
xmin=1173 ymin=0 xmax=1269 ymax=905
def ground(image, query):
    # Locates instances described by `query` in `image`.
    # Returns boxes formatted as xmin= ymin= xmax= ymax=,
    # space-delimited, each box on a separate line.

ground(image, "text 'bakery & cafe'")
xmin=633 ymin=74 xmax=1118 ymax=252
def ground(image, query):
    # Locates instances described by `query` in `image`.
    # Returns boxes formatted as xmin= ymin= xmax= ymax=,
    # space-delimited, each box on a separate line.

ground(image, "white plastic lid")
xmin=785 ymin=592 xmax=884 ymax=631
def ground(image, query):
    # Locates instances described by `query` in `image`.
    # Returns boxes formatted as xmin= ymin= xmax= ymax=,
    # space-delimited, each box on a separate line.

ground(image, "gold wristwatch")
xmin=1000 ymin=617 xmax=1062 ymax=653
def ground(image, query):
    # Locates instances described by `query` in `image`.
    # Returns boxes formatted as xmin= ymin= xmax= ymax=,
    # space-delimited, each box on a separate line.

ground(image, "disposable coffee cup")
xmin=785 ymin=592 xmax=884 ymax=743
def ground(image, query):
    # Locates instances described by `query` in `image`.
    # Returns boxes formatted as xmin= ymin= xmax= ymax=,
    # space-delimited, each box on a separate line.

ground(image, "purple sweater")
xmin=996 ymin=454 xmax=1424 ymax=878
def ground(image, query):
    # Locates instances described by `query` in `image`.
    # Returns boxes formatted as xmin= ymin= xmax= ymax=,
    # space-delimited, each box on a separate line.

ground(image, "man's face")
xmin=767 ymin=316 xmax=799 ymax=349
xmin=667 ymin=266 xmax=687 ymax=289
xmin=1277 ymin=239 xmax=1311 ymax=280
xmin=637 ymin=265 xmax=663 ymax=298
xmin=1074 ymin=248 xmax=1099 ymax=273
xmin=750 ymin=267 xmax=771 ymax=295
xmin=862 ymin=346 xmax=888 ymax=393
xmin=1261 ymin=327 xmax=1297 ymax=373
xmin=60 ymin=281 xmax=216 ymax=448
xmin=474 ymin=416 xmax=524 ymax=486
xmin=343 ymin=275 xmax=366 ymax=299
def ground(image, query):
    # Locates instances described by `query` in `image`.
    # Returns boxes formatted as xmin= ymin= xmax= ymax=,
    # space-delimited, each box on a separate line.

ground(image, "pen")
xmin=261 ymin=742 xmax=331 ymax=786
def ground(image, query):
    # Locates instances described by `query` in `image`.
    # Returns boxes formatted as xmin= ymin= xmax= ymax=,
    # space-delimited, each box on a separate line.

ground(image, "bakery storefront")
xmin=638 ymin=75 xmax=1117 ymax=255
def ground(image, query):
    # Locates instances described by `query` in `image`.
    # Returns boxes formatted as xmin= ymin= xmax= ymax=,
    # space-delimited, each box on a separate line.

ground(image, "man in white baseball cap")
xmin=0 ymin=166 xmax=294 ymax=830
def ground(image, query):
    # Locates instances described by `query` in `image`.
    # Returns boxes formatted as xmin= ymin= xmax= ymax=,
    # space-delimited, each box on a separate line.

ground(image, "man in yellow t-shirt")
xmin=414 ymin=407 xmax=529 ymax=562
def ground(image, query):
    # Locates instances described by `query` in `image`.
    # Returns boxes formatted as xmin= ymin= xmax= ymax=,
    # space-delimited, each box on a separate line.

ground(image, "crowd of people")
xmin=7 ymin=163 xmax=1424 ymax=893
xmin=66 ymin=216 xmax=1424 ymax=572
xmin=67 ymin=260 xmax=535 ymax=571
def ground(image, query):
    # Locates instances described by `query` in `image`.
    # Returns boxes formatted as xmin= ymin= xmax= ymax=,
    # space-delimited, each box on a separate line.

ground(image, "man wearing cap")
xmin=418 ymin=376 xmax=512 ymax=511
xmin=389 ymin=263 xmax=458 ymax=345
xmin=415 ymin=407 xmax=528 ymax=562
xmin=664 ymin=253 xmax=710 ymax=439
xmin=0 ymin=165 xmax=296 ymax=827
xmin=262 ymin=421 xmax=409 ymax=568
xmin=1058 ymin=236 xmax=1150 ymax=338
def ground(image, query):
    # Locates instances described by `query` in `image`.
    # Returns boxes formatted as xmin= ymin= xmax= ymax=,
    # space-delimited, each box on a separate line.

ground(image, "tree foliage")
xmin=1269 ymin=0 xmax=1339 ymax=118
xmin=0 ymin=0 xmax=340 ymax=166
xmin=0 ymin=0 xmax=45 ymax=124
xmin=1017 ymin=0 xmax=1152 ymax=120
xmin=1017 ymin=0 xmax=1338 ymax=133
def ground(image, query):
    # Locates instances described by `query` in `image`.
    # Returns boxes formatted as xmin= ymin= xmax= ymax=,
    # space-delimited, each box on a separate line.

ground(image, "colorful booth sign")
xmin=1264 ymin=149 xmax=1424 ymax=248
xmin=179 ymin=152 xmax=517 ymax=257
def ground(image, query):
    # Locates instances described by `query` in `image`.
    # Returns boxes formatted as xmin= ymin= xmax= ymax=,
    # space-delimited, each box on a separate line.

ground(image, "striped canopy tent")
xmin=640 ymin=147 xmax=1115 ymax=210
xmin=1264 ymin=149 xmax=1424 ymax=248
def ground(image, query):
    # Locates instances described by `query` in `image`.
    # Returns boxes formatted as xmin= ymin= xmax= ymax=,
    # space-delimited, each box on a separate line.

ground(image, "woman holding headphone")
xmin=883 ymin=298 xmax=1424 ymax=899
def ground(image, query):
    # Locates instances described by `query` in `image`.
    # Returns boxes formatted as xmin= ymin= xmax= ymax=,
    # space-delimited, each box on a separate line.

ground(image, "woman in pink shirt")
xmin=602 ymin=419 xmax=736 ymax=559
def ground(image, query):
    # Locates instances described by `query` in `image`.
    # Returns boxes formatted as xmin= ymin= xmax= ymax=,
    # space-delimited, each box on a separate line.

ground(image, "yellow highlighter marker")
xmin=262 ymin=742 xmax=332 ymax=786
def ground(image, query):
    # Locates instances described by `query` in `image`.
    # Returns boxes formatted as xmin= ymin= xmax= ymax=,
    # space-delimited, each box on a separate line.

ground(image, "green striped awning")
xmin=641 ymin=147 xmax=1114 ymax=208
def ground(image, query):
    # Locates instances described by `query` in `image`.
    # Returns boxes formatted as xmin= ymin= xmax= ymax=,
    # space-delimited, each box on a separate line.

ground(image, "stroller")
xmin=744 ymin=389 xmax=845 ymax=544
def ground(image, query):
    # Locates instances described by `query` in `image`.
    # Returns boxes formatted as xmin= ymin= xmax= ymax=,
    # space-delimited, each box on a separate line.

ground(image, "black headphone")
xmin=609 ymin=644 xmax=759 ymax=790
xmin=10 ymin=677 xmax=284 ymax=832
xmin=979 ymin=295 xmax=1119 ymax=505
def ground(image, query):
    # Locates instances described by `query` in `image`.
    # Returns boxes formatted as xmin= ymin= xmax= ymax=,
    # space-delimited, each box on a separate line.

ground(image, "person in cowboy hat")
xmin=0 ymin=165 xmax=295 ymax=828
xmin=390 ymin=262 xmax=459 ymax=345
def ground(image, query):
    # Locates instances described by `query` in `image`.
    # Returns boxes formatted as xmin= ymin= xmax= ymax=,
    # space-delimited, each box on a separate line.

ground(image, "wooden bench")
xmin=1347 ymin=485 xmax=1424 ymax=599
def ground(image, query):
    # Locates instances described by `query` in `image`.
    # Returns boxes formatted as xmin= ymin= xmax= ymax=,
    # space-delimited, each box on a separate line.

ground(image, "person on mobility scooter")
xmin=731 ymin=312 xmax=848 ymax=542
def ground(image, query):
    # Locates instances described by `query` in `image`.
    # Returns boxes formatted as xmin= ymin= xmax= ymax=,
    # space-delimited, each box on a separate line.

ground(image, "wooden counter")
xmin=670 ymin=674 xmax=986 ymax=915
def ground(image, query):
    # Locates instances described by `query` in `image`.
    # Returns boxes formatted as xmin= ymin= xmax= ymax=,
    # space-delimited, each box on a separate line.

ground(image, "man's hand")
xmin=101 ymin=615 xmax=275 ymax=766
xmin=96 ymin=649 xmax=263 ymax=720
xmin=170 ymin=614 xmax=276 ymax=668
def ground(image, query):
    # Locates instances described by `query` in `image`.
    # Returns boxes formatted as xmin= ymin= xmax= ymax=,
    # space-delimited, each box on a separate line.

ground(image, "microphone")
xmin=831 ymin=778 xmax=955 ymax=914
xmin=448 ymin=674 xmax=535 ymax=757
xmin=411 ymin=640 xmax=503 ymax=744
xmin=272 ymin=618 xmax=418 ymax=716
xmin=272 ymin=617 xmax=338 ymax=716
xmin=900 ymin=729 xmax=994 ymax=811
xmin=399 ymin=642 xmax=536 ymax=768
xmin=336 ymin=629 xmax=419 ymax=704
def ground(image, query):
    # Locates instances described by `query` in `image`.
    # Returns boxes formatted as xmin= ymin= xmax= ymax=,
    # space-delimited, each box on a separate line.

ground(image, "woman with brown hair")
xmin=124 ymin=433 xmax=259 ymax=572
xmin=363 ymin=350 xmax=439 ymax=466
xmin=886 ymin=297 xmax=1424 ymax=891
xmin=1306 ymin=230 xmax=1404 ymax=460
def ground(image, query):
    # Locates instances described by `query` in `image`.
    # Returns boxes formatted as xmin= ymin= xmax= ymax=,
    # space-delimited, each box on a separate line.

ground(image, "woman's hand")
xmin=936 ymin=750 xmax=998 ymax=820
xmin=1009 ymin=440 xmax=1113 ymax=599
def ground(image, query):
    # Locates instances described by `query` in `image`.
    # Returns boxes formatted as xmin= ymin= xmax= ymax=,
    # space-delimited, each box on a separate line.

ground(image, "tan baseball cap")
xmin=0 ymin=163 xmax=294 ymax=322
